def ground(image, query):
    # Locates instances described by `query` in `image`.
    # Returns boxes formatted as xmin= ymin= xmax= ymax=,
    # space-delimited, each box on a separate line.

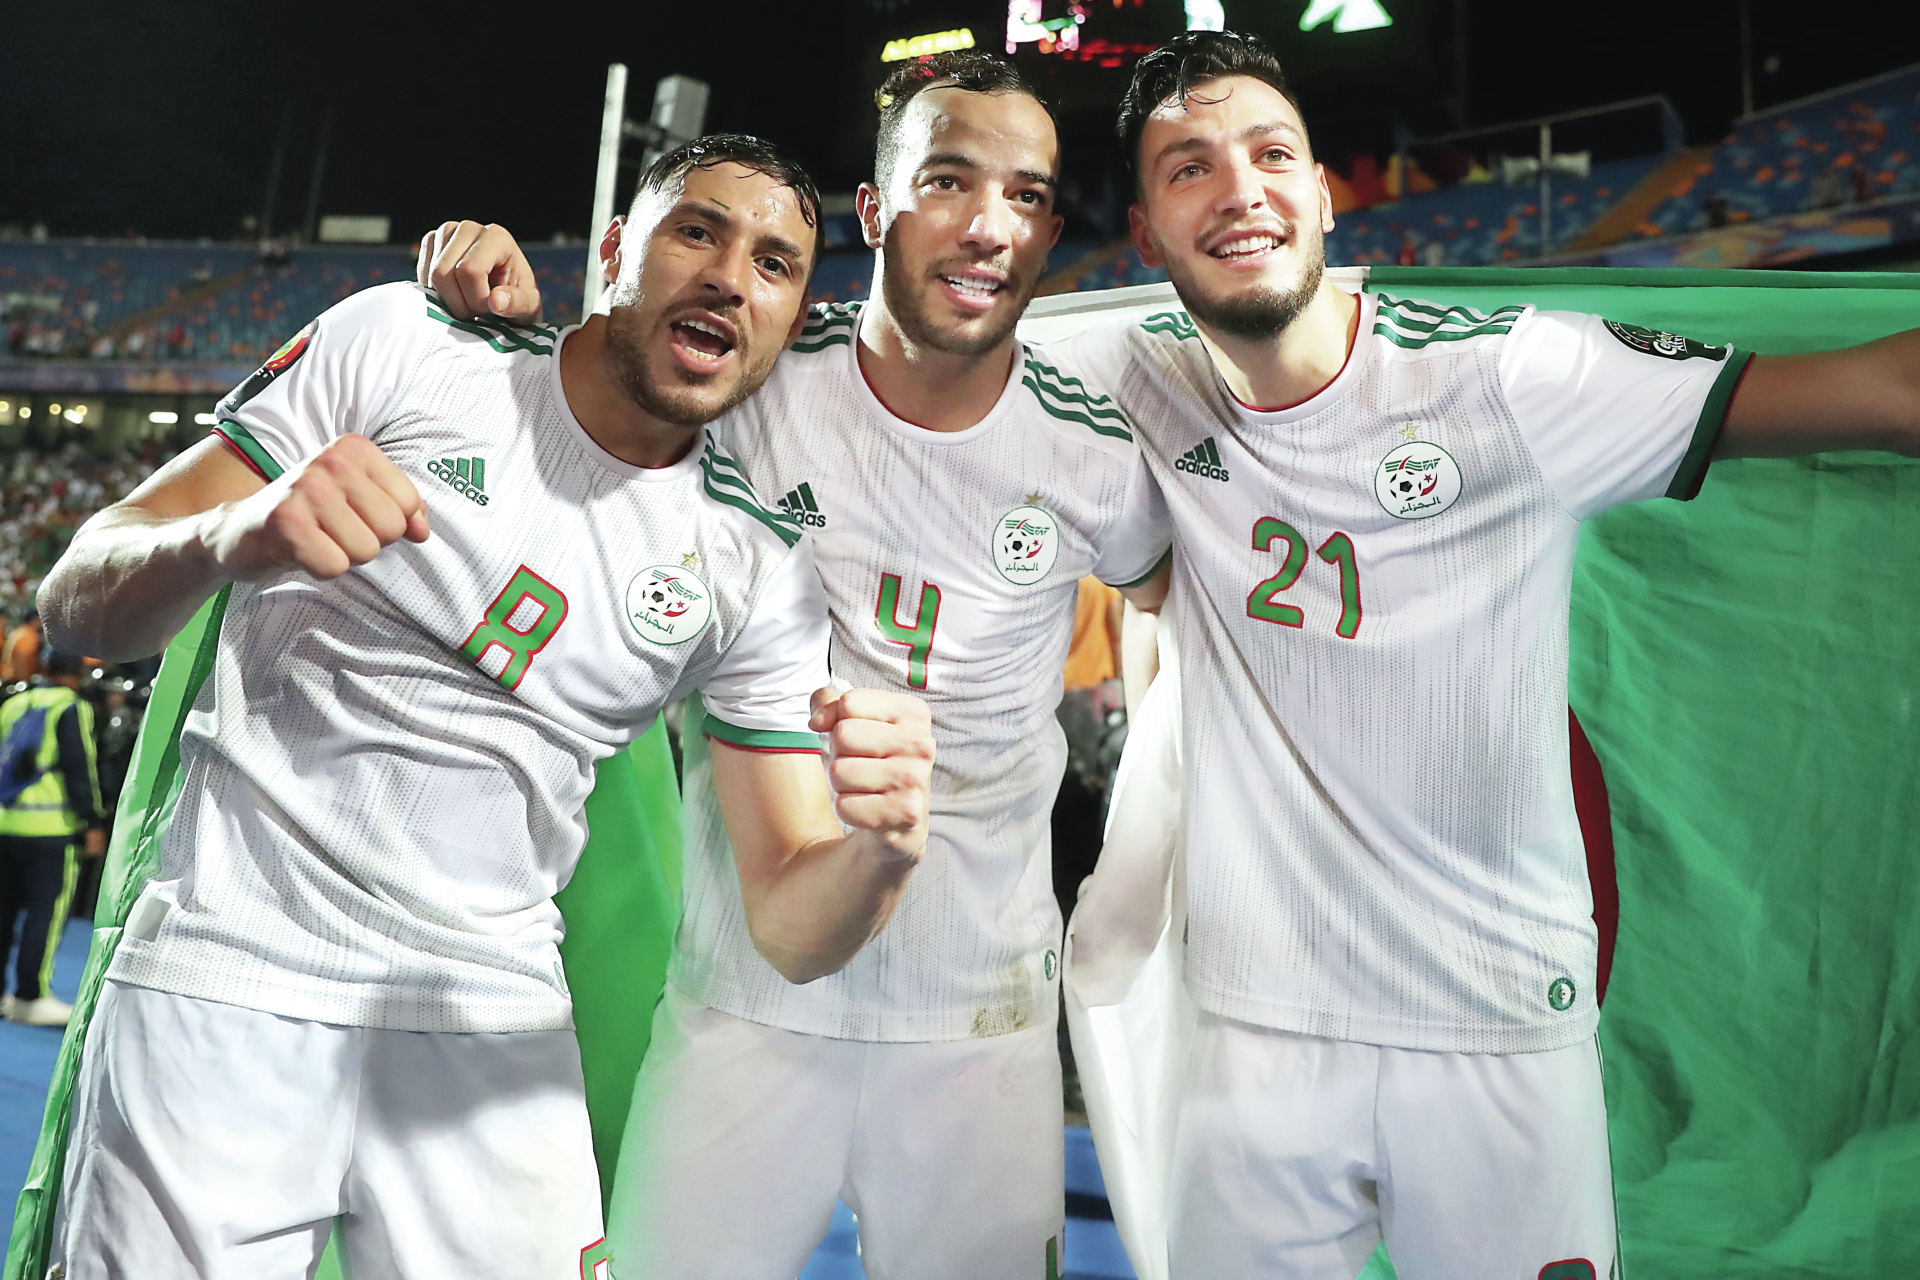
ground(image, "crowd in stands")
xmin=0 ymin=444 xmax=175 ymax=622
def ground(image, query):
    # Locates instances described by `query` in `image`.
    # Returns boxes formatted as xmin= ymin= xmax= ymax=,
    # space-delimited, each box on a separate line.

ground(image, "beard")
xmin=602 ymin=293 xmax=772 ymax=429
xmin=880 ymin=230 xmax=1031 ymax=359
xmin=1161 ymin=220 xmax=1327 ymax=341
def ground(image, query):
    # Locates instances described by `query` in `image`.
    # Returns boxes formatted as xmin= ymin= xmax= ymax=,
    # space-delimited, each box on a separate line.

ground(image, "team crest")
xmin=220 ymin=320 xmax=316 ymax=414
xmin=993 ymin=505 xmax=1060 ymax=585
xmin=1374 ymin=442 xmax=1462 ymax=520
xmin=626 ymin=565 xmax=713 ymax=645
xmin=1603 ymin=319 xmax=1728 ymax=362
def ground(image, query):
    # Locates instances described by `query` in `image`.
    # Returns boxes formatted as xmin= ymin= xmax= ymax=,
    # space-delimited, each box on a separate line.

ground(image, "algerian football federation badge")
xmin=1374 ymin=441 xmax=1462 ymax=520
xmin=993 ymin=505 xmax=1060 ymax=585
xmin=1603 ymin=319 xmax=1729 ymax=362
xmin=626 ymin=565 xmax=713 ymax=645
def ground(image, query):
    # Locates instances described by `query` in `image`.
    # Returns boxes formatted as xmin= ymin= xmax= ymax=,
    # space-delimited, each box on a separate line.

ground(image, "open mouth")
xmin=667 ymin=314 xmax=738 ymax=371
xmin=1207 ymin=230 xmax=1287 ymax=263
xmin=936 ymin=270 xmax=1008 ymax=313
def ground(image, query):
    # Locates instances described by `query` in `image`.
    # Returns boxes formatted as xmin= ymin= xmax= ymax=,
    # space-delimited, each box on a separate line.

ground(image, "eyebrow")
xmin=667 ymin=199 xmax=807 ymax=266
xmin=1151 ymin=119 xmax=1304 ymax=169
xmin=919 ymin=152 xmax=1058 ymax=189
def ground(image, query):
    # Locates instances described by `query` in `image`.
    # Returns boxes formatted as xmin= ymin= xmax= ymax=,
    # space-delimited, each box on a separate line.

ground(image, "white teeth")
xmin=1213 ymin=234 xmax=1281 ymax=257
xmin=682 ymin=319 xmax=729 ymax=341
xmin=943 ymin=275 xmax=1001 ymax=296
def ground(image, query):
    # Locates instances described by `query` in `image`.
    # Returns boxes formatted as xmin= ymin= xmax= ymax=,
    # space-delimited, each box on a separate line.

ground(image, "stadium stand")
xmin=1632 ymin=65 xmax=1920 ymax=239
xmin=0 ymin=443 xmax=176 ymax=620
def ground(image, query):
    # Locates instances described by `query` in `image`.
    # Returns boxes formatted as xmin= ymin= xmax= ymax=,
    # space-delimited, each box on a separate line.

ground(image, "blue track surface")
xmin=2 ymin=926 xmax=1136 ymax=1278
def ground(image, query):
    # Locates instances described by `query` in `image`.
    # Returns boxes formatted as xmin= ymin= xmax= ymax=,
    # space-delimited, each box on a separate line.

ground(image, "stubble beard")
xmin=1163 ymin=220 xmax=1328 ymax=342
xmin=602 ymin=294 xmax=771 ymax=429
xmin=880 ymin=230 xmax=1029 ymax=359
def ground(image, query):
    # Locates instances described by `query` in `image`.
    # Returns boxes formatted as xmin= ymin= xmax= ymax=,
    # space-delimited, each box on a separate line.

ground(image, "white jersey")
xmin=673 ymin=302 xmax=1170 ymax=1041
xmin=108 ymin=282 xmax=829 ymax=1034
xmin=1058 ymin=290 xmax=1751 ymax=1054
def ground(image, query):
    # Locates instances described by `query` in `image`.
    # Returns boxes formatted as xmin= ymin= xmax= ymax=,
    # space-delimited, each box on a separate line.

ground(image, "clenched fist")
xmin=417 ymin=220 xmax=545 ymax=324
xmin=204 ymin=434 xmax=430 ymax=581
xmin=810 ymin=686 xmax=935 ymax=863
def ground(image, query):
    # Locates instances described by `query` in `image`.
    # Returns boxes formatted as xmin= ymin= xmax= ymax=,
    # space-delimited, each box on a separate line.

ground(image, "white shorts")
xmin=1170 ymin=1011 xmax=1616 ymax=1280
xmin=52 ymin=979 xmax=606 ymax=1280
xmin=608 ymin=986 xmax=1065 ymax=1280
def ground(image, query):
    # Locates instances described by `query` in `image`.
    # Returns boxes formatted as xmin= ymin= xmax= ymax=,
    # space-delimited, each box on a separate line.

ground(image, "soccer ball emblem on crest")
xmin=993 ymin=505 xmax=1060 ymax=585
xmin=626 ymin=565 xmax=713 ymax=645
xmin=1374 ymin=441 xmax=1463 ymax=520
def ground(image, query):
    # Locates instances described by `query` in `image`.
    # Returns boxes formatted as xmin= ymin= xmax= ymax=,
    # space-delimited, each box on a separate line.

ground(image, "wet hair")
xmin=1116 ymin=30 xmax=1306 ymax=186
xmin=873 ymin=51 xmax=1052 ymax=195
xmin=631 ymin=133 xmax=826 ymax=270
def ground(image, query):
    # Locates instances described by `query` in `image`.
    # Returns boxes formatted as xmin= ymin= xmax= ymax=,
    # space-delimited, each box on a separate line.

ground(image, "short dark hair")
xmin=43 ymin=649 xmax=85 ymax=678
xmin=1116 ymin=31 xmax=1305 ymax=183
xmin=873 ymin=52 xmax=1051 ymax=194
xmin=632 ymin=133 xmax=826 ymax=271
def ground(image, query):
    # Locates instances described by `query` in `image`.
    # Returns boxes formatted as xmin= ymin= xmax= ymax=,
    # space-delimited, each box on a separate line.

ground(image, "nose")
xmin=698 ymin=236 xmax=753 ymax=308
xmin=1215 ymin=153 xmax=1269 ymax=221
xmin=958 ymin=187 xmax=1014 ymax=256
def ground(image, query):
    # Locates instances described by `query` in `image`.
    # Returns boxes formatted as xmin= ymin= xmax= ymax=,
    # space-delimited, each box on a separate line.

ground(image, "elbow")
xmin=34 ymin=561 xmax=87 ymax=654
xmin=750 ymin=931 xmax=847 ymax=987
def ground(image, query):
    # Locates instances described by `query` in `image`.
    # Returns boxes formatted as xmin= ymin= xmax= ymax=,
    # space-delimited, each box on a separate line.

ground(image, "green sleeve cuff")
xmin=213 ymin=420 xmax=287 ymax=482
xmin=702 ymin=714 xmax=823 ymax=754
xmin=1665 ymin=349 xmax=1753 ymax=502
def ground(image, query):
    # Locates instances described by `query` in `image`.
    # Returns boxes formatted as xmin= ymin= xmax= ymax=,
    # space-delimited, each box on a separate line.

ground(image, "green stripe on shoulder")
xmin=425 ymin=303 xmax=555 ymax=356
xmin=1021 ymin=356 xmax=1134 ymax=442
xmin=1139 ymin=310 xmax=1198 ymax=341
xmin=699 ymin=446 xmax=801 ymax=547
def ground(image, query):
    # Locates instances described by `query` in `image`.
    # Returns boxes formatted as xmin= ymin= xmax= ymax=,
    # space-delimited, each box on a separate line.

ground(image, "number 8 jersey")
xmin=108 ymin=283 xmax=830 ymax=1035
xmin=1055 ymin=289 xmax=1751 ymax=1055
xmin=674 ymin=303 xmax=1169 ymax=1042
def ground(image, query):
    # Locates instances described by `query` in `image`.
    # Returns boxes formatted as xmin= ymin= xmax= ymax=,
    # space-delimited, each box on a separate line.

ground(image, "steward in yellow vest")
xmin=0 ymin=650 xmax=105 ymax=1026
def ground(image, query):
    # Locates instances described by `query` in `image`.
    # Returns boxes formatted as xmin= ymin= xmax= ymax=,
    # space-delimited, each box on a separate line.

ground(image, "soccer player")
xmin=1051 ymin=31 xmax=1920 ymax=1279
xmin=424 ymin=53 xmax=1170 ymax=1279
xmin=34 ymin=136 xmax=935 ymax=1280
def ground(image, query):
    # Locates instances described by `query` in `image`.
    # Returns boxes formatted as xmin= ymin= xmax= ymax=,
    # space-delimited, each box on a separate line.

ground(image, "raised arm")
xmin=1716 ymin=329 xmax=1920 ymax=459
xmin=39 ymin=433 xmax=429 ymax=661
xmin=709 ymin=688 xmax=934 ymax=984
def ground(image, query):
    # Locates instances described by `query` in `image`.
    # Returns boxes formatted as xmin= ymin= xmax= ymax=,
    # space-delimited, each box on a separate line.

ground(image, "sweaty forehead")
xmin=896 ymin=86 xmax=1059 ymax=172
xmin=1145 ymin=75 xmax=1305 ymax=143
xmin=677 ymin=162 xmax=811 ymax=237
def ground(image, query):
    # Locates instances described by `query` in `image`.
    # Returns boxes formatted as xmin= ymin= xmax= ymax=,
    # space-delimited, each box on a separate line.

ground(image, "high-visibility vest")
xmin=0 ymin=686 xmax=98 ymax=838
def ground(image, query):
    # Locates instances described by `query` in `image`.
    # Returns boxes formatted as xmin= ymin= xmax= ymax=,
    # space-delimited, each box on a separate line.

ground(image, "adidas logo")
xmin=1174 ymin=437 xmax=1230 ymax=482
xmin=428 ymin=455 xmax=490 ymax=506
xmin=777 ymin=482 xmax=827 ymax=528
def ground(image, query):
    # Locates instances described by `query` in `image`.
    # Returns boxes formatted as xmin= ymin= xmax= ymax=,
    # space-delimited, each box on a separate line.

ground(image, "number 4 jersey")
xmin=673 ymin=303 xmax=1170 ymax=1042
xmin=107 ymin=282 xmax=830 ymax=1035
xmin=1055 ymin=289 xmax=1751 ymax=1054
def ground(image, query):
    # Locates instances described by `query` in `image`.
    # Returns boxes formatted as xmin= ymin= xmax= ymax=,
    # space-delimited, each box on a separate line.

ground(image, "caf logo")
xmin=993 ymin=505 xmax=1060 ymax=585
xmin=626 ymin=565 xmax=713 ymax=645
xmin=1374 ymin=441 xmax=1462 ymax=520
xmin=1547 ymin=976 xmax=1577 ymax=1012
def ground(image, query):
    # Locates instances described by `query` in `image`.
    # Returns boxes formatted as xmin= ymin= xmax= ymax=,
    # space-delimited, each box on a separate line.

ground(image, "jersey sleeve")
xmin=698 ymin=540 xmax=831 ymax=754
xmin=1499 ymin=308 xmax=1753 ymax=521
xmin=1093 ymin=451 xmax=1173 ymax=589
xmin=212 ymin=282 xmax=428 ymax=481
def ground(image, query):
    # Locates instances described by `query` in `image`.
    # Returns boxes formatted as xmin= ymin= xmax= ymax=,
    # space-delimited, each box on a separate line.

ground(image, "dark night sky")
xmin=3 ymin=0 xmax=1915 ymax=245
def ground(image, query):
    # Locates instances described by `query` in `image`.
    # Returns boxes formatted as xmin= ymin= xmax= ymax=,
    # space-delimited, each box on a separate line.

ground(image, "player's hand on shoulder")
xmin=206 ymin=434 xmax=431 ymax=582
xmin=416 ymin=220 xmax=544 ymax=324
xmin=810 ymin=686 xmax=934 ymax=862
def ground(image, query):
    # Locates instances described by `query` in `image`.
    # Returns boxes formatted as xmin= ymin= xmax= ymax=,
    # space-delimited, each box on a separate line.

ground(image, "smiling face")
xmin=1130 ymin=75 xmax=1335 ymax=341
xmin=599 ymin=161 xmax=814 ymax=427
xmin=864 ymin=86 xmax=1063 ymax=357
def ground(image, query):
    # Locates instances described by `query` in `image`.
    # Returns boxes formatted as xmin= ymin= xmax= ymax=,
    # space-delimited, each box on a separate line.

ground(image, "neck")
xmin=855 ymin=287 xmax=1017 ymax=433
xmin=1196 ymin=282 xmax=1360 ymax=412
xmin=558 ymin=316 xmax=701 ymax=469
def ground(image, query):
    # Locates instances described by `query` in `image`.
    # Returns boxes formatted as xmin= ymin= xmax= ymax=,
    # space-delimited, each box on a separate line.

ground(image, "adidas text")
xmin=778 ymin=483 xmax=826 ymax=528
xmin=1176 ymin=437 xmax=1230 ymax=482
xmin=429 ymin=457 xmax=490 ymax=506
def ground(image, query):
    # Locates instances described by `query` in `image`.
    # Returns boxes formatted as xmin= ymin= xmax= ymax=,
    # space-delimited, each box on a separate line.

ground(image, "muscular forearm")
xmin=40 ymin=506 xmax=231 ymax=662
xmin=742 ymin=830 xmax=918 ymax=985
xmin=1719 ymin=329 xmax=1920 ymax=459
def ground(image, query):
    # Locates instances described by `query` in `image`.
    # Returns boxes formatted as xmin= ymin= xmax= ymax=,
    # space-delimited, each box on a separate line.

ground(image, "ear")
xmin=1316 ymin=163 xmax=1336 ymax=234
xmin=784 ymin=296 xmax=815 ymax=349
xmin=599 ymin=216 xmax=626 ymax=287
xmin=1045 ymin=210 xmax=1064 ymax=254
xmin=855 ymin=183 xmax=886 ymax=250
xmin=1128 ymin=204 xmax=1162 ymax=270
